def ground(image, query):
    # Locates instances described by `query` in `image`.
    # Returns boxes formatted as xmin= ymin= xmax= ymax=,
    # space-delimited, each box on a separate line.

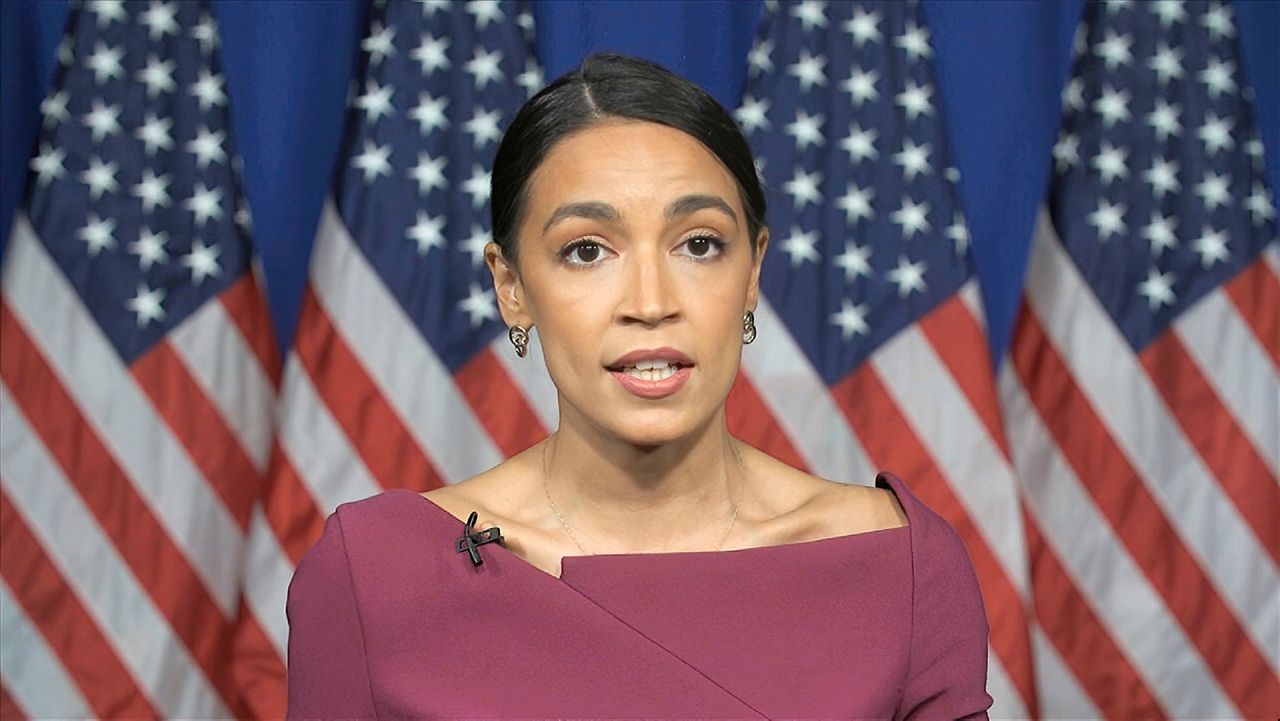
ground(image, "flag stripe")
xmin=0 ymin=680 xmax=29 ymax=721
xmin=454 ymin=348 xmax=548 ymax=458
xmin=261 ymin=444 xmax=327 ymax=565
xmin=726 ymin=374 xmax=810 ymax=472
xmin=220 ymin=271 xmax=283 ymax=387
xmin=0 ymin=517 xmax=146 ymax=719
xmin=1028 ymin=607 xmax=1115 ymax=720
xmin=1222 ymin=256 xmax=1280 ymax=369
xmin=240 ymin=511 xmax=294 ymax=660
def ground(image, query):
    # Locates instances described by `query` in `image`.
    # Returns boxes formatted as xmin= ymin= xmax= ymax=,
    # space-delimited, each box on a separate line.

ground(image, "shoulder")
xmin=874 ymin=472 xmax=973 ymax=569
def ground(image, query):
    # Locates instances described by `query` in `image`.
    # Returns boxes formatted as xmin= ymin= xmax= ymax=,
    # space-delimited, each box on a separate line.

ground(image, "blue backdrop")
xmin=3 ymin=0 xmax=1278 ymax=361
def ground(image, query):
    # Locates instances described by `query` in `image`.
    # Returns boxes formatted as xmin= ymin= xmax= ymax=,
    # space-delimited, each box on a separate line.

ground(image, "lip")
xmin=606 ymin=347 xmax=694 ymax=370
xmin=609 ymin=365 xmax=693 ymax=399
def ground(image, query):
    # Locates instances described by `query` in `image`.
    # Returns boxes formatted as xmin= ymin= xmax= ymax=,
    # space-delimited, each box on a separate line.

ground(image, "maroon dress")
xmin=286 ymin=472 xmax=993 ymax=719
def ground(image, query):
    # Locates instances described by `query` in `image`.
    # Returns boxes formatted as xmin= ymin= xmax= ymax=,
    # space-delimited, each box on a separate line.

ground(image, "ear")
xmin=745 ymin=227 xmax=769 ymax=311
xmin=485 ymin=241 xmax=533 ymax=328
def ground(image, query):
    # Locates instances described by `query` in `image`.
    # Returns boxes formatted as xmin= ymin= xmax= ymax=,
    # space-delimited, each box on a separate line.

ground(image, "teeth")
xmin=623 ymin=364 xmax=678 ymax=381
xmin=633 ymin=359 xmax=674 ymax=371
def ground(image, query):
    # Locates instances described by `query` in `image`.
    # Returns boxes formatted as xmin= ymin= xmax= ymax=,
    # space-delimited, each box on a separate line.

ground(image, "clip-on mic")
xmin=456 ymin=511 xmax=504 ymax=566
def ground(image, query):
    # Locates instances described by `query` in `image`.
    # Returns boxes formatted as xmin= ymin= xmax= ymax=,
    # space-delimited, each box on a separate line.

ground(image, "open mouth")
xmin=607 ymin=359 xmax=693 ymax=382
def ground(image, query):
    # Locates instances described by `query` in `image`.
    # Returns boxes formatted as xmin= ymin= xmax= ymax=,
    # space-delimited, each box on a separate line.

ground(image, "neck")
xmin=542 ymin=401 xmax=747 ymax=554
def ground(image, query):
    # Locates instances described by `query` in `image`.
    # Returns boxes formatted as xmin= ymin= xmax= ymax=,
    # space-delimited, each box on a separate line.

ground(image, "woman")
xmin=287 ymin=53 xmax=992 ymax=719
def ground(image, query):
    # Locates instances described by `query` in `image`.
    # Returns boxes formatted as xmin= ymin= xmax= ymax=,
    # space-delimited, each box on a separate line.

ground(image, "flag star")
xmin=1200 ymin=2 xmax=1235 ymax=41
xmin=790 ymin=0 xmax=828 ymax=31
xmin=1053 ymin=132 xmax=1080 ymax=173
xmin=191 ymin=13 xmax=219 ymax=53
xmin=836 ymin=183 xmax=875 ymax=224
xmin=361 ymin=21 xmax=396 ymax=66
xmin=834 ymin=242 xmax=872 ymax=282
xmin=1195 ymin=170 xmax=1231 ymax=210
xmin=842 ymin=7 xmax=881 ymax=45
xmin=946 ymin=212 xmax=970 ymax=255
xmin=86 ymin=42 xmax=124 ymax=83
xmin=466 ymin=0 xmax=505 ymax=29
xmin=1103 ymin=0 xmax=1134 ymax=12
xmin=1143 ymin=157 xmax=1181 ymax=198
xmin=516 ymin=58 xmax=544 ymax=96
xmin=1061 ymin=77 xmax=1085 ymax=113
xmin=830 ymin=299 xmax=870 ymax=340
xmin=1093 ymin=30 xmax=1133 ymax=70
xmin=1150 ymin=0 xmax=1187 ymax=28
xmin=747 ymin=39 xmax=774 ymax=77
xmin=129 ymin=227 xmax=169 ymax=270
xmin=785 ymin=110 xmax=825 ymax=150
xmin=356 ymin=79 xmax=396 ymax=123
xmin=409 ymin=93 xmax=450 ymax=135
xmin=126 ymin=284 xmax=167 ymax=327
xmin=893 ymin=139 xmax=932 ymax=181
xmin=87 ymin=0 xmax=127 ymax=27
xmin=1072 ymin=23 xmax=1088 ymax=58
xmin=40 ymin=90 xmax=70 ymax=128
xmin=787 ymin=51 xmax=827 ymax=92
xmin=1137 ymin=268 xmax=1177 ymax=310
xmin=418 ymin=0 xmax=451 ymax=16
xmin=841 ymin=123 xmax=879 ymax=164
xmin=408 ymin=152 xmax=448 ymax=195
xmin=137 ymin=55 xmax=176 ymax=97
xmin=411 ymin=33 xmax=451 ymax=75
xmin=1087 ymin=198 xmax=1127 ymax=240
xmin=1091 ymin=141 xmax=1129 ymax=184
xmin=890 ymin=197 xmax=931 ymax=239
xmin=80 ymin=156 xmax=119 ymax=199
xmin=57 ymin=36 xmax=74 ymax=66
xmin=82 ymin=100 xmax=122 ymax=143
xmin=29 ymin=143 xmax=66 ymax=186
xmin=1196 ymin=113 xmax=1234 ymax=155
xmin=407 ymin=211 xmax=446 ymax=255
xmin=1092 ymin=85 xmax=1132 ymax=127
xmin=1191 ymin=225 xmax=1231 ymax=268
xmin=780 ymin=227 xmax=820 ymax=267
xmin=132 ymin=169 xmax=172 ymax=212
xmin=185 ymin=183 xmax=225 ymax=226
xmin=1198 ymin=57 xmax=1235 ymax=99
xmin=516 ymin=10 xmax=535 ymax=38
xmin=140 ymin=2 xmax=179 ymax=41
xmin=945 ymin=166 xmax=960 ymax=183
xmin=1140 ymin=211 xmax=1178 ymax=256
xmin=135 ymin=112 xmax=175 ymax=156
xmin=464 ymin=107 xmax=503 ymax=149
xmin=352 ymin=140 xmax=392 ymax=183
xmin=1146 ymin=99 xmax=1182 ymax=141
xmin=78 ymin=213 xmax=117 ymax=256
xmin=465 ymin=47 xmax=505 ymax=90
xmin=783 ymin=168 xmax=823 ymax=210
xmin=840 ymin=67 xmax=879 ymax=107
xmin=186 ymin=125 xmax=227 ymax=169
xmin=1245 ymin=182 xmax=1276 ymax=224
xmin=1147 ymin=43 xmax=1184 ymax=85
xmin=895 ymin=81 xmax=934 ymax=121
xmin=181 ymin=239 xmax=223 ymax=284
xmin=461 ymin=224 xmax=490 ymax=267
xmin=734 ymin=95 xmax=771 ymax=134
xmin=458 ymin=283 xmax=498 ymax=328
xmin=463 ymin=165 xmax=491 ymax=209
xmin=895 ymin=21 xmax=932 ymax=61
xmin=190 ymin=70 xmax=227 ymax=111
xmin=886 ymin=255 xmax=927 ymax=297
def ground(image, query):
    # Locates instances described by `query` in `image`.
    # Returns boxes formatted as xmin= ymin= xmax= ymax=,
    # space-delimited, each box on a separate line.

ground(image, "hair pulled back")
xmin=490 ymin=53 xmax=767 ymax=267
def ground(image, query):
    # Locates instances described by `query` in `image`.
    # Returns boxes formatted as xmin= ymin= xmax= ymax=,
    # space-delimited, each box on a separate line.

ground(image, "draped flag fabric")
xmin=731 ymin=2 xmax=1037 ymax=718
xmin=1000 ymin=1 xmax=1279 ymax=718
xmin=0 ymin=1 xmax=284 ymax=717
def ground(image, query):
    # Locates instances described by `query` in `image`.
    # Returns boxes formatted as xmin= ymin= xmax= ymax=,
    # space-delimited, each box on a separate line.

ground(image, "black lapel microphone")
xmin=456 ymin=511 xmax=504 ymax=566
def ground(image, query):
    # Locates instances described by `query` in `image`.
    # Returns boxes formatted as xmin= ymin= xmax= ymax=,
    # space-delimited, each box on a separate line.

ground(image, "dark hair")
xmin=490 ymin=53 xmax=767 ymax=268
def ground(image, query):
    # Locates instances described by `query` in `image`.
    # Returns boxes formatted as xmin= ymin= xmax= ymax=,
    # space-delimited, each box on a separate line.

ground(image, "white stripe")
xmin=3 ymin=215 xmax=244 ymax=616
xmin=871 ymin=323 xmax=1029 ymax=595
xmin=241 ymin=509 xmax=293 ymax=659
xmin=1174 ymin=286 xmax=1279 ymax=476
xmin=985 ymin=648 xmax=1028 ymax=720
xmin=1026 ymin=213 xmax=1279 ymax=665
xmin=958 ymin=279 xmax=988 ymax=333
xmin=0 ymin=383 xmax=228 ymax=719
xmin=999 ymin=367 xmax=1238 ymax=718
xmin=312 ymin=201 xmax=502 ymax=482
xmin=169 ymin=292 xmax=276 ymax=473
xmin=278 ymin=355 xmax=382 ymax=514
xmin=1031 ymin=623 xmax=1103 ymax=720
xmin=741 ymin=297 xmax=876 ymax=483
xmin=1264 ymin=242 xmax=1279 ymax=279
xmin=490 ymin=327 xmax=560 ymax=431
xmin=0 ymin=580 xmax=93 ymax=718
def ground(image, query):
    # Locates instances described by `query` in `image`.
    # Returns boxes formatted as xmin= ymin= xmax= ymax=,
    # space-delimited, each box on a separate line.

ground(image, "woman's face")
xmin=488 ymin=119 xmax=768 ymax=447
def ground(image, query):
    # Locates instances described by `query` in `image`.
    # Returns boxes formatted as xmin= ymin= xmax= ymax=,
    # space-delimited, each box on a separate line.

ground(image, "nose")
xmin=616 ymin=247 xmax=680 ymax=327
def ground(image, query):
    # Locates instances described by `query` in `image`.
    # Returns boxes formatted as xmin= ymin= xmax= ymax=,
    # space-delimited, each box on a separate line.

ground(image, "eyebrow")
xmin=665 ymin=194 xmax=739 ymax=229
xmin=542 ymin=194 xmax=740 ymax=235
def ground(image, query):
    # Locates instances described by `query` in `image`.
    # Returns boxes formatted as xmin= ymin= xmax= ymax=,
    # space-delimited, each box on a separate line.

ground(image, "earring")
xmin=742 ymin=311 xmax=757 ymax=344
xmin=508 ymin=324 xmax=529 ymax=358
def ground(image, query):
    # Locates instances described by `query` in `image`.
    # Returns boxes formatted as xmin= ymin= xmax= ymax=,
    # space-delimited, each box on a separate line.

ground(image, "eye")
xmin=677 ymin=234 xmax=727 ymax=260
xmin=559 ymin=239 xmax=614 ymax=267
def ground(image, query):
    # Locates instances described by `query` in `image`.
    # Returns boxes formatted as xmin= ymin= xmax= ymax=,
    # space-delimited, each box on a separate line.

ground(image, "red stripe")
xmin=228 ymin=598 xmax=288 ymax=720
xmin=220 ymin=273 xmax=282 ymax=387
xmin=1025 ymin=518 xmax=1168 ymax=720
xmin=1141 ymin=332 xmax=1280 ymax=564
xmin=917 ymin=295 xmax=1011 ymax=457
xmin=831 ymin=364 xmax=1039 ymax=717
xmin=1011 ymin=306 xmax=1280 ymax=716
xmin=130 ymin=341 xmax=260 ymax=531
xmin=294 ymin=287 xmax=446 ymax=492
xmin=0 ymin=303 xmax=252 ymax=716
xmin=0 ymin=490 xmax=159 ymax=719
xmin=1222 ymin=258 xmax=1279 ymax=370
xmin=726 ymin=373 xmax=809 ymax=471
xmin=454 ymin=348 xmax=547 ymax=458
xmin=262 ymin=441 xmax=326 ymax=565
xmin=0 ymin=681 xmax=27 ymax=721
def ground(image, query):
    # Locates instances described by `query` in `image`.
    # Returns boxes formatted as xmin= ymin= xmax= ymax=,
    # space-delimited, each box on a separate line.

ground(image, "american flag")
xmin=733 ymin=2 xmax=1037 ymax=717
xmin=1001 ymin=0 xmax=1279 ymax=718
xmin=0 ymin=1 xmax=284 ymax=717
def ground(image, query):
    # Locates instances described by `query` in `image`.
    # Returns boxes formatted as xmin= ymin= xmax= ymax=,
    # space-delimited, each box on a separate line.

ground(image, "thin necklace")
xmin=541 ymin=440 xmax=742 ymax=555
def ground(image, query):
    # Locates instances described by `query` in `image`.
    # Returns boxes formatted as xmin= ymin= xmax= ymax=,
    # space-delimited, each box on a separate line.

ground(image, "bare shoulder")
xmin=418 ymin=447 xmax=541 ymax=530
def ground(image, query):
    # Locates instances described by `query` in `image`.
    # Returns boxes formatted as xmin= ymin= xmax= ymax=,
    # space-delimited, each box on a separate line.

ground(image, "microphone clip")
xmin=456 ymin=511 xmax=504 ymax=566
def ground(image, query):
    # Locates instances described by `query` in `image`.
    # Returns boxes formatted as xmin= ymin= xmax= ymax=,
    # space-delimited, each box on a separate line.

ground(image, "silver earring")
xmin=508 ymin=324 xmax=529 ymax=358
xmin=742 ymin=311 xmax=757 ymax=344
